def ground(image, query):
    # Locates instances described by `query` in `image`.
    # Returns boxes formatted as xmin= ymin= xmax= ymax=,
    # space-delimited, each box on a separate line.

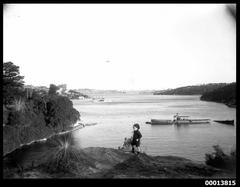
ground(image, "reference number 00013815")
xmin=205 ymin=180 xmax=236 ymax=186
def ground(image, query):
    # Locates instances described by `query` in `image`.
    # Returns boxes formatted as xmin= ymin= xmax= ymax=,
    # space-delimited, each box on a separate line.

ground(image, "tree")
xmin=48 ymin=84 xmax=59 ymax=95
xmin=3 ymin=62 xmax=25 ymax=104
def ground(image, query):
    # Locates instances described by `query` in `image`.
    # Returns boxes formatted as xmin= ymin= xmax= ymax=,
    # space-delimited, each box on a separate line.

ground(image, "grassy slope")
xmin=3 ymin=140 xmax=235 ymax=179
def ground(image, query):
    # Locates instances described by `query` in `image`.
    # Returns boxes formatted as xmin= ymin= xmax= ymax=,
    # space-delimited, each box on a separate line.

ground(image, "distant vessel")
xmin=149 ymin=114 xmax=210 ymax=125
xmin=92 ymin=98 xmax=104 ymax=102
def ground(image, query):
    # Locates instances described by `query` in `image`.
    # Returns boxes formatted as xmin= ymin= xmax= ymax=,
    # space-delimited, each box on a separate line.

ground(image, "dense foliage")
xmin=3 ymin=62 xmax=81 ymax=155
xmin=45 ymin=95 xmax=80 ymax=131
xmin=200 ymin=83 xmax=236 ymax=107
xmin=153 ymin=83 xmax=227 ymax=95
xmin=205 ymin=145 xmax=236 ymax=170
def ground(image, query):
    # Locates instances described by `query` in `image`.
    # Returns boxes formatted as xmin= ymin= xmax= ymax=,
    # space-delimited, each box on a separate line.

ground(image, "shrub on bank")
xmin=205 ymin=145 xmax=236 ymax=170
xmin=3 ymin=105 xmax=9 ymax=125
xmin=7 ymin=109 xmax=30 ymax=127
xmin=12 ymin=98 xmax=26 ymax=112
xmin=41 ymin=134 xmax=95 ymax=175
xmin=43 ymin=134 xmax=79 ymax=173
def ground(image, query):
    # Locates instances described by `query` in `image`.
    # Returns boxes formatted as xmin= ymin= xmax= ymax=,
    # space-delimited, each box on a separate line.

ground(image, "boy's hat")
xmin=133 ymin=123 xmax=140 ymax=129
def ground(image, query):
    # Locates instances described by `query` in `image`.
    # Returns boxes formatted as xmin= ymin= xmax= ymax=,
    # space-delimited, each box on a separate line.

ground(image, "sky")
xmin=3 ymin=4 xmax=236 ymax=90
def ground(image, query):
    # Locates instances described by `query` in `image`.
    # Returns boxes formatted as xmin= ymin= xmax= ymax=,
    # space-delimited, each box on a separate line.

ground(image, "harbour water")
xmin=72 ymin=94 xmax=236 ymax=162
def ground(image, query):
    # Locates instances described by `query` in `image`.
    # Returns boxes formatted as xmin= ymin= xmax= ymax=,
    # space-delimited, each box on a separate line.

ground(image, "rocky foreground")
xmin=3 ymin=139 xmax=235 ymax=178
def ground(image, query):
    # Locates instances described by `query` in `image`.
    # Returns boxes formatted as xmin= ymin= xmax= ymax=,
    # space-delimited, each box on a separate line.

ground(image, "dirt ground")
xmin=3 ymin=144 xmax=236 ymax=179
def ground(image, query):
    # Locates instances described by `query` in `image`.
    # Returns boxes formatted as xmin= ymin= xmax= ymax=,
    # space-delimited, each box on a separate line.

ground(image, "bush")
xmin=30 ymin=92 xmax=47 ymax=114
xmin=45 ymin=95 xmax=80 ymax=131
xmin=12 ymin=98 xmax=26 ymax=112
xmin=3 ymin=105 xmax=9 ymax=125
xmin=205 ymin=145 xmax=236 ymax=170
xmin=7 ymin=110 xmax=29 ymax=127
xmin=3 ymin=125 xmax=21 ymax=154
xmin=43 ymin=134 xmax=81 ymax=173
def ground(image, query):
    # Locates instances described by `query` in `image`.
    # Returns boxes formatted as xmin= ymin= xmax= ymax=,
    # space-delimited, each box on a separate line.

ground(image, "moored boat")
xmin=173 ymin=119 xmax=210 ymax=125
xmin=92 ymin=97 xmax=105 ymax=103
xmin=214 ymin=120 xmax=234 ymax=125
xmin=151 ymin=119 xmax=172 ymax=125
xmin=149 ymin=114 xmax=210 ymax=125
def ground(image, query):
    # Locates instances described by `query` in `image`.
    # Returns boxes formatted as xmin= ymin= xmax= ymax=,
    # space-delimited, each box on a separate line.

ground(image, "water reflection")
xmin=174 ymin=124 xmax=190 ymax=130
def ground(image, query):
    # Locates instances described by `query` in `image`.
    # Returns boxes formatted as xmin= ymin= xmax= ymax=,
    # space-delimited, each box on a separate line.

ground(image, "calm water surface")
xmin=72 ymin=94 xmax=236 ymax=162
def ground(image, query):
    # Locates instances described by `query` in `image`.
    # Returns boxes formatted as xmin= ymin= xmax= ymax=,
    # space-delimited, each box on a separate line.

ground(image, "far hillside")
xmin=153 ymin=83 xmax=227 ymax=95
xmin=200 ymin=82 xmax=236 ymax=107
xmin=76 ymin=89 xmax=126 ymax=95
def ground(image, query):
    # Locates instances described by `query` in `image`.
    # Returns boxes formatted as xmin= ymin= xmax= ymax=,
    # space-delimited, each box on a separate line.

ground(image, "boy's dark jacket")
xmin=133 ymin=130 xmax=142 ymax=140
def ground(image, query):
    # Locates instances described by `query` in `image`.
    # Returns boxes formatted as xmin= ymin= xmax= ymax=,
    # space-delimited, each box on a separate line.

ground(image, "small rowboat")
xmin=214 ymin=120 xmax=234 ymax=125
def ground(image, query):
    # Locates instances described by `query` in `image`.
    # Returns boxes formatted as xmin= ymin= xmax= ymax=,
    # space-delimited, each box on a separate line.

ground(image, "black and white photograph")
xmin=3 ymin=3 xmax=236 ymax=180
